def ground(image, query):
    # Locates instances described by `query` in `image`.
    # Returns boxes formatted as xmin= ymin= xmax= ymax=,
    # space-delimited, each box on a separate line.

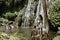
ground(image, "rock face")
xmin=9 ymin=35 xmax=15 ymax=40
xmin=1 ymin=33 xmax=8 ymax=37
xmin=0 ymin=23 xmax=18 ymax=33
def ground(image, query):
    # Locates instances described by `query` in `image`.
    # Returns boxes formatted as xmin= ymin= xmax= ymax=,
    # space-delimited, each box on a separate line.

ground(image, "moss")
xmin=14 ymin=28 xmax=27 ymax=40
xmin=0 ymin=18 xmax=8 ymax=23
xmin=4 ymin=12 xmax=17 ymax=21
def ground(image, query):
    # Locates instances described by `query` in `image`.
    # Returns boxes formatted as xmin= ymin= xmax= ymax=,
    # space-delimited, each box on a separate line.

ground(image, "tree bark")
xmin=42 ymin=0 xmax=49 ymax=33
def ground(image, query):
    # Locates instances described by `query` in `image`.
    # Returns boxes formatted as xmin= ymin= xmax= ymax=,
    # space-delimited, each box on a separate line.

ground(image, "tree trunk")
xmin=42 ymin=0 xmax=49 ymax=33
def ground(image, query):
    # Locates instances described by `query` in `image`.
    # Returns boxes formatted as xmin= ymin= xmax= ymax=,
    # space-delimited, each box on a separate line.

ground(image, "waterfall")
xmin=46 ymin=0 xmax=52 ymax=7
xmin=5 ymin=24 xmax=9 ymax=32
xmin=34 ymin=0 xmax=51 ymax=27
xmin=34 ymin=0 xmax=41 ymax=26
xmin=23 ymin=0 xmax=51 ymax=27
xmin=24 ymin=0 xmax=31 ymax=26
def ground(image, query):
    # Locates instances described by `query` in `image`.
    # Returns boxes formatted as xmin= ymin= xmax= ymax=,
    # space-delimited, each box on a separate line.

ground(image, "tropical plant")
xmin=48 ymin=0 xmax=60 ymax=27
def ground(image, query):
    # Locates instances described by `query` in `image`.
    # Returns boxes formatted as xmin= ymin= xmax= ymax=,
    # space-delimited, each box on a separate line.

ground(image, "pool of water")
xmin=21 ymin=27 xmax=32 ymax=40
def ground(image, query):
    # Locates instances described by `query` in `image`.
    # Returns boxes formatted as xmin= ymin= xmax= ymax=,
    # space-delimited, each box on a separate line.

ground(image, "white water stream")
xmin=24 ymin=0 xmax=31 ymax=26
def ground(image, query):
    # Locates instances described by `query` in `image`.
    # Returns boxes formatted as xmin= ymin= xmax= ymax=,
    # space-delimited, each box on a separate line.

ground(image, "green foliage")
xmin=4 ymin=12 xmax=17 ymax=21
xmin=0 ymin=0 xmax=27 ymax=24
xmin=29 ymin=15 xmax=35 ymax=26
xmin=53 ymin=36 xmax=60 ymax=40
xmin=0 ymin=0 xmax=28 ymax=14
xmin=0 ymin=2 xmax=8 ymax=16
xmin=17 ymin=14 xmax=24 ymax=26
xmin=0 ymin=18 xmax=8 ymax=23
xmin=48 ymin=0 xmax=60 ymax=27
xmin=14 ymin=28 xmax=27 ymax=40
xmin=14 ymin=28 xmax=24 ymax=37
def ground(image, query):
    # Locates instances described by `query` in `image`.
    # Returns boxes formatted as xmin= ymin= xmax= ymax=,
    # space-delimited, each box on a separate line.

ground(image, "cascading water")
xmin=24 ymin=0 xmax=31 ymax=26
xmin=34 ymin=0 xmax=41 ymax=26
xmin=34 ymin=0 xmax=51 ymax=28
xmin=46 ymin=0 xmax=52 ymax=6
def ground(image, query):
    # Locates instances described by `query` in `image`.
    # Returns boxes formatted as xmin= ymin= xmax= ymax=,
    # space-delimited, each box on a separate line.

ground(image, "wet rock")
xmin=1 ymin=33 xmax=9 ymax=39
xmin=1 ymin=33 xmax=7 ymax=37
xmin=56 ymin=31 xmax=60 ymax=35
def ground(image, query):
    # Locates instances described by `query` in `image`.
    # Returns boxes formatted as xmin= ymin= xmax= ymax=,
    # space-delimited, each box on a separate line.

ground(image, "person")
xmin=37 ymin=15 xmax=43 ymax=30
xmin=31 ymin=26 xmax=38 ymax=40
xmin=38 ymin=15 xmax=49 ymax=40
xmin=37 ymin=28 xmax=42 ymax=40
xmin=37 ymin=14 xmax=43 ymax=40
xmin=37 ymin=15 xmax=43 ymax=40
xmin=42 ymin=32 xmax=49 ymax=40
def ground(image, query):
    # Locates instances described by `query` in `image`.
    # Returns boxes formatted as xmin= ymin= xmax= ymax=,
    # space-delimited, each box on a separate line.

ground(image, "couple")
xmin=37 ymin=15 xmax=46 ymax=34
xmin=31 ymin=15 xmax=46 ymax=40
xmin=37 ymin=15 xmax=48 ymax=40
xmin=31 ymin=26 xmax=41 ymax=40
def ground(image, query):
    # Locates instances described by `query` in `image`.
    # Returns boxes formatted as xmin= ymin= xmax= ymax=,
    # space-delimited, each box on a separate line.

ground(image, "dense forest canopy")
xmin=0 ymin=0 xmax=60 ymax=40
xmin=0 ymin=0 xmax=60 ymax=27
xmin=0 ymin=0 xmax=28 ymax=26
xmin=0 ymin=0 xmax=27 ymax=14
